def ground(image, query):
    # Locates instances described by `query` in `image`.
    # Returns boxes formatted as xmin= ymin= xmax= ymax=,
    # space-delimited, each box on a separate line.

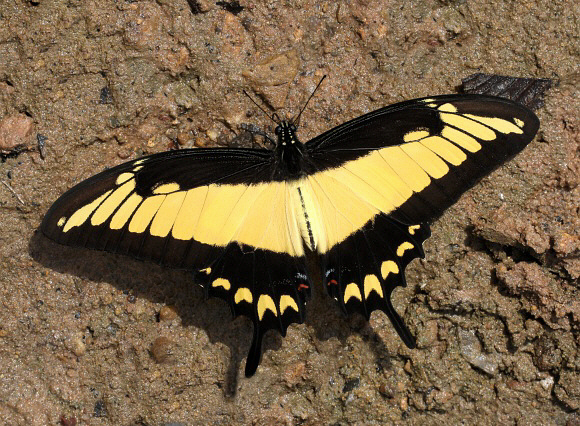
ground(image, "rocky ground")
xmin=0 ymin=1 xmax=578 ymax=425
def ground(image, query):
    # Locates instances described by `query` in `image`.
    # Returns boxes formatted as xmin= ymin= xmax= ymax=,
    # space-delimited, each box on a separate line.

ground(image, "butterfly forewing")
xmin=305 ymin=95 xmax=539 ymax=224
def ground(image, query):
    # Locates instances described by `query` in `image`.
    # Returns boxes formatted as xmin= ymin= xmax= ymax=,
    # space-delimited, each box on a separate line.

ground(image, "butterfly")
xmin=41 ymin=92 xmax=539 ymax=376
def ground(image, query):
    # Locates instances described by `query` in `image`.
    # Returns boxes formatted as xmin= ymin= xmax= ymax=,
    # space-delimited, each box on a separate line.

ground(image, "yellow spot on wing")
xmin=438 ymin=103 xmax=458 ymax=113
xmin=257 ymin=294 xmax=277 ymax=320
xmin=128 ymin=195 xmax=166 ymax=233
xmin=212 ymin=278 xmax=231 ymax=290
xmin=401 ymin=141 xmax=449 ymax=179
xmin=172 ymin=186 xmax=208 ymax=240
xmin=441 ymin=127 xmax=481 ymax=152
xmin=279 ymin=295 xmax=299 ymax=315
xmin=403 ymin=130 xmax=430 ymax=142
xmin=381 ymin=260 xmax=399 ymax=279
xmin=421 ymin=136 xmax=467 ymax=166
xmin=91 ymin=180 xmax=136 ymax=226
xmin=57 ymin=217 xmax=66 ymax=227
xmin=150 ymin=191 xmax=187 ymax=237
xmin=116 ymin=173 xmax=134 ymax=185
xmin=62 ymin=190 xmax=112 ymax=232
xmin=344 ymin=283 xmax=362 ymax=303
xmin=153 ymin=182 xmax=180 ymax=194
xmin=408 ymin=224 xmax=421 ymax=235
xmin=234 ymin=288 xmax=253 ymax=304
xmin=440 ymin=113 xmax=496 ymax=141
xmin=514 ymin=118 xmax=524 ymax=128
xmin=464 ymin=114 xmax=524 ymax=134
xmin=396 ymin=241 xmax=414 ymax=257
xmin=363 ymin=274 xmax=384 ymax=299
xmin=380 ymin=146 xmax=431 ymax=192
xmin=110 ymin=192 xmax=143 ymax=230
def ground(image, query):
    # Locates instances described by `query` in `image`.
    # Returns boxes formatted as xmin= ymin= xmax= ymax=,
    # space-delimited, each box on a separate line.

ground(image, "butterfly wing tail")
xmin=322 ymin=214 xmax=430 ymax=347
xmin=194 ymin=244 xmax=310 ymax=377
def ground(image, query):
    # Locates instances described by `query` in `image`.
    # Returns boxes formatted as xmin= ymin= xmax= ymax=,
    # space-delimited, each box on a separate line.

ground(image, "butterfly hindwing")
xmin=323 ymin=215 xmax=430 ymax=346
xmin=194 ymin=244 xmax=310 ymax=376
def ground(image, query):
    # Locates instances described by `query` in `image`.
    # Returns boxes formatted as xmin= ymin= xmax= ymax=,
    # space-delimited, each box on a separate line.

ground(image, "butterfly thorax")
xmin=273 ymin=121 xmax=308 ymax=179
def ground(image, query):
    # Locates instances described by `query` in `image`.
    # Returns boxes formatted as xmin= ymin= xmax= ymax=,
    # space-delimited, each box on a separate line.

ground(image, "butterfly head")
xmin=275 ymin=120 xmax=299 ymax=146
xmin=272 ymin=120 xmax=308 ymax=178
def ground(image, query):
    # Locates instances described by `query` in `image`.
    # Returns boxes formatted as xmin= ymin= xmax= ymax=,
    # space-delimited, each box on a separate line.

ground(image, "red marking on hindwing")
xmin=298 ymin=283 xmax=309 ymax=291
xmin=328 ymin=279 xmax=338 ymax=286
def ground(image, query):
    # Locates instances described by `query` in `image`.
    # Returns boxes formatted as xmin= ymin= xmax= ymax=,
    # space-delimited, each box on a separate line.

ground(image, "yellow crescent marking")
xmin=396 ymin=241 xmax=414 ymax=257
xmin=133 ymin=159 xmax=146 ymax=166
xmin=514 ymin=118 xmax=524 ymax=128
xmin=133 ymin=165 xmax=143 ymax=172
xmin=199 ymin=267 xmax=211 ymax=275
xmin=408 ymin=225 xmax=421 ymax=235
xmin=234 ymin=288 xmax=253 ymax=304
xmin=211 ymin=278 xmax=231 ymax=290
xmin=257 ymin=294 xmax=277 ymax=320
xmin=279 ymin=295 xmax=299 ymax=315
xmin=62 ymin=190 xmax=112 ymax=232
xmin=57 ymin=217 xmax=66 ymax=227
xmin=116 ymin=172 xmax=134 ymax=185
xmin=344 ymin=283 xmax=362 ymax=303
xmin=363 ymin=274 xmax=384 ymax=299
xmin=153 ymin=182 xmax=181 ymax=194
xmin=403 ymin=130 xmax=430 ymax=142
xmin=421 ymin=98 xmax=436 ymax=103
xmin=381 ymin=260 xmax=399 ymax=279
xmin=110 ymin=192 xmax=143 ymax=230
xmin=91 ymin=180 xmax=136 ymax=226
xmin=128 ymin=195 xmax=166 ymax=233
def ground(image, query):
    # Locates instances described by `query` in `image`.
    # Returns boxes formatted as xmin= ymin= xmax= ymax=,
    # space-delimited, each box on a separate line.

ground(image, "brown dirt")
xmin=0 ymin=0 xmax=578 ymax=425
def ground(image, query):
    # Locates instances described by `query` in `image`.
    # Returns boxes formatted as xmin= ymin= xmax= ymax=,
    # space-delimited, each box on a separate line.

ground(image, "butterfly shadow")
xmin=30 ymin=231 xmax=258 ymax=395
xmin=30 ymin=232 xmax=399 ymax=393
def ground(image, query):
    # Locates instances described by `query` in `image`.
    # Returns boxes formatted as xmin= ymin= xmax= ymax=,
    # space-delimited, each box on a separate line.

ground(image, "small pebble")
xmin=159 ymin=305 xmax=179 ymax=321
xmin=0 ymin=114 xmax=34 ymax=152
xmin=68 ymin=335 xmax=86 ymax=357
xmin=378 ymin=383 xmax=395 ymax=398
xmin=400 ymin=396 xmax=408 ymax=411
xmin=151 ymin=336 xmax=175 ymax=363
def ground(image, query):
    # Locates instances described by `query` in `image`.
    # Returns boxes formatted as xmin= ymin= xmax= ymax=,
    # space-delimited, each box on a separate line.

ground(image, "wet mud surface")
xmin=0 ymin=1 xmax=578 ymax=425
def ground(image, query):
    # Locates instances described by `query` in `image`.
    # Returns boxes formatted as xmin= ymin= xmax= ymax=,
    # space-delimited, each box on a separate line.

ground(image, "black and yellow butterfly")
xmin=42 ymin=94 xmax=539 ymax=376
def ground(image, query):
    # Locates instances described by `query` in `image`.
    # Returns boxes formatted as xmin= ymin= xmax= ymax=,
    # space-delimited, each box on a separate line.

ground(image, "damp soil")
xmin=0 ymin=1 xmax=578 ymax=425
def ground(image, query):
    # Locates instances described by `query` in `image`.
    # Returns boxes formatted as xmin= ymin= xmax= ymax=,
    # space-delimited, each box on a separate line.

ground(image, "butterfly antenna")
xmin=243 ymin=90 xmax=279 ymax=125
xmin=292 ymin=75 xmax=327 ymax=126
